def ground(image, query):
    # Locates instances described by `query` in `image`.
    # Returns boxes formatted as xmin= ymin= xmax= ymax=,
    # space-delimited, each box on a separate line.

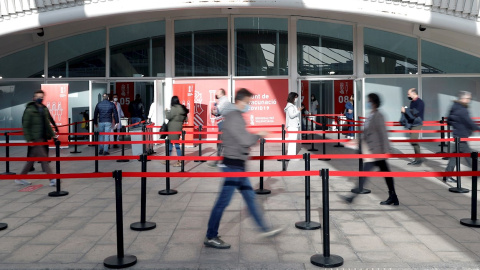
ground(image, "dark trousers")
xmin=358 ymin=160 xmax=395 ymax=193
xmin=21 ymin=144 xmax=53 ymax=175
xmin=27 ymin=140 xmax=49 ymax=167
xmin=446 ymin=141 xmax=472 ymax=172
xmin=410 ymin=125 xmax=422 ymax=161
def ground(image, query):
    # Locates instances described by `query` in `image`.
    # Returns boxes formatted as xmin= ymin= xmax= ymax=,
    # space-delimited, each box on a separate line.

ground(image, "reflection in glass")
xmin=364 ymin=28 xmax=418 ymax=74
xmin=297 ymin=20 xmax=353 ymax=75
xmin=48 ymin=30 xmax=106 ymax=78
xmin=0 ymin=45 xmax=44 ymax=78
xmin=421 ymin=41 xmax=480 ymax=74
xmin=175 ymin=18 xmax=228 ymax=77
xmin=235 ymin=17 xmax=288 ymax=76
xmin=110 ymin=21 xmax=165 ymax=77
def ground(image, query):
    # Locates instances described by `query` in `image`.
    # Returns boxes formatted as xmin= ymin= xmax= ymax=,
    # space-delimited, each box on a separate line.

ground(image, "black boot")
xmin=380 ymin=191 xmax=399 ymax=205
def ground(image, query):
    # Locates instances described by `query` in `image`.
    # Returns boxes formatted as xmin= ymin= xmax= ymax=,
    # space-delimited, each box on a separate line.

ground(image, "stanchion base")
xmin=104 ymin=254 xmax=137 ymax=269
xmin=333 ymin=145 xmax=344 ymax=148
xmin=116 ymin=160 xmax=130 ymax=163
xmin=442 ymin=157 xmax=449 ymax=160
xmin=255 ymin=189 xmax=271 ymax=195
xmin=449 ymin=187 xmax=469 ymax=193
xmin=460 ymin=218 xmax=480 ymax=228
xmin=318 ymin=158 xmax=331 ymax=161
xmin=48 ymin=191 xmax=69 ymax=197
xmin=159 ymin=189 xmax=178 ymax=196
xmin=0 ymin=223 xmax=7 ymax=231
xmin=130 ymin=221 xmax=156 ymax=231
xmin=194 ymin=160 xmax=207 ymax=163
xmin=1 ymin=172 xmax=16 ymax=175
xmin=70 ymin=151 xmax=82 ymax=154
xmin=308 ymin=148 xmax=319 ymax=152
xmin=351 ymin=188 xmax=371 ymax=194
xmin=311 ymin=254 xmax=344 ymax=268
xmin=295 ymin=221 xmax=321 ymax=230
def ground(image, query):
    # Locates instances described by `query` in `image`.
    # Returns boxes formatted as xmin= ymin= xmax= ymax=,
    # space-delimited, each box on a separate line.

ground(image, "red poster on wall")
xmin=301 ymin=80 xmax=310 ymax=112
xmin=234 ymin=79 xmax=289 ymax=139
xmin=41 ymin=84 xmax=69 ymax=147
xmin=334 ymin=80 xmax=353 ymax=115
xmin=115 ymin=82 xmax=134 ymax=118
xmin=172 ymin=84 xmax=195 ymax=143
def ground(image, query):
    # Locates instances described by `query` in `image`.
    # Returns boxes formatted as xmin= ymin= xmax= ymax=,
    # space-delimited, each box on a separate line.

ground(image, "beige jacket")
xmin=362 ymin=110 xmax=390 ymax=161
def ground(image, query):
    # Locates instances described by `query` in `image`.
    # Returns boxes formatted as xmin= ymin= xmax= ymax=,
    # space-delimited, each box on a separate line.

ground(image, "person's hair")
xmin=311 ymin=94 xmax=317 ymax=101
xmin=171 ymin=96 xmax=180 ymax=106
xmin=368 ymin=93 xmax=381 ymax=108
xmin=218 ymin=88 xmax=226 ymax=96
xmin=287 ymin=92 xmax=298 ymax=104
xmin=135 ymin=94 xmax=141 ymax=99
xmin=235 ymin=88 xmax=253 ymax=102
xmin=103 ymin=93 xmax=109 ymax=100
xmin=409 ymin=88 xmax=418 ymax=95
xmin=459 ymin=90 xmax=471 ymax=99
xmin=33 ymin=89 xmax=44 ymax=96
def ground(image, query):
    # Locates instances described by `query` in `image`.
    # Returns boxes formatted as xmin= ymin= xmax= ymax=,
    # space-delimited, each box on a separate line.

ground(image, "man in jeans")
xmin=93 ymin=93 xmax=119 ymax=156
xmin=401 ymin=88 xmax=425 ymax=165
xmin=204 ymin=88 xmax=282 ymax=249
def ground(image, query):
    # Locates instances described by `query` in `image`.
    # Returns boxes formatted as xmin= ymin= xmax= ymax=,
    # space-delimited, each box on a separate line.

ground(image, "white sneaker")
xmin=217 ymin=163 xmax=226 ymax=168
xmin=260 ymin=227 xmax=284 ymax=238
xmin=49 ymin=179 xmax=56 ymax=187
xmin=15 ymin=179 xmax=32 ymax=186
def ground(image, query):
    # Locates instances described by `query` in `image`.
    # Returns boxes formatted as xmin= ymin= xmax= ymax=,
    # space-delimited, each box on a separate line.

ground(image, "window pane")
xmin=235 ymin=17 xmax=288 ymax=76
xmin=110 ymin=21 xmax=165 ymax=77
xmin=48 ymin=30 xmax=106 ymax=78
xmin=0 ymin=45 xmax=44 ymax=78
xmin=175 ymin=18 xmax=228 ymax=77
xmin=421 ymin=41 xmax=480 ymax=74
xmin=297 ymin=20 xmax=353 ymax=75
xmin=364 ymin=28 xmax=418 ymax=74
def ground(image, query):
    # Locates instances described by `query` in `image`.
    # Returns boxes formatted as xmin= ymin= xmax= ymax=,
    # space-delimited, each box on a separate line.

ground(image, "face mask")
xmin=294 ymin=98 xmax=298 ymax=103
xmin=366 ymin=102 xmax=372 ymax=110
xmin=242 ymin=104 xmax=250 ymax=113
xmin=113 ymin=98 xmax=118 ymax=102
xmin=408 ymin=96 xmax=413 ymax=100
xmin=36 ymin=98 xmax=43 ymax=104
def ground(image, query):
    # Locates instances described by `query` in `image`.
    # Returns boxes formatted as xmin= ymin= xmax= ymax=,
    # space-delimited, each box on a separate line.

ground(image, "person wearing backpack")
xmin=129 ymin=94 xmax=145 ymax=125
xmin=163 ymin=96 xmax=189 ymax=167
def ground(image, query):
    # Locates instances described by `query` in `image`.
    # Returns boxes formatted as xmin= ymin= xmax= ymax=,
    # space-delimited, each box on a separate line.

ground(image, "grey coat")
xmin=362 ymin=110 xmax=390 ymax=156
xmin=166 ymin=105 xmax=187 ymax=141
xmin=222 ymin=108 xmax=260 ymax=161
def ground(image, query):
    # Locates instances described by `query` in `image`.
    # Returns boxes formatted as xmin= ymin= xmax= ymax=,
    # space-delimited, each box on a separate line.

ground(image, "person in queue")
xmin=284 ymin=92 xmax=303 ymax=156
xmin=444 ymin=91 xmax=480 ymax=183
xmin=93 ymin=93 xmax=119 ymax=156
xmin=344 ymin=95 xmax=354 ymax=139
xmin=401 ymin=88 xmax=425 ymax=165
xmin=111 ymin=94 xmax=124 ymax=148
xmin=208 ymin=88 xmax=233 ymax=167
xmin=129 ymin=94 xmax=145 ymax=125
xmin=204 ymin=88 xmax=283 ymax=249
xmin=163 ymin=96 xmax=189 ymax=168
xmin=340 ymin=93 xmax=399 ymax=206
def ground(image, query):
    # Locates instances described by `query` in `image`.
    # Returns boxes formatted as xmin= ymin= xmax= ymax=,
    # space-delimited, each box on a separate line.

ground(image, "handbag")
xmin=160 ymin=122 xmax=168 ymax=139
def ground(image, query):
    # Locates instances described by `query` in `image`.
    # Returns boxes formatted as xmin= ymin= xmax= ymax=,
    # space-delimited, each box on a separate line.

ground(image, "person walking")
xmin=344 ymin=95 xmax=354 ymax=139
xmin=284 ymin=92 xmax=303 ymax=156
xmin=204 ymin=88 xmax=282 ymax=249
xmin=164 ymin=96 xmax=189 ymax=167
xmin=93 ymin=93 xmax=119 ymax=156
xmin=111 ymin=93 xmax=124 ymax=148
xmin=16 ymin=90 xmax=57 ymax=186
xmin=129 ymin=94 xmax=145 ymax=125
xmin=208 ymin=88 xmax=233 ymax=167
xmin=401 ymin=88 xmax=425 ymax=165
xmin=444 ymin=91 xmax=480 ymax=183
xmin=340 ymin=93 xmax=399 ymax=206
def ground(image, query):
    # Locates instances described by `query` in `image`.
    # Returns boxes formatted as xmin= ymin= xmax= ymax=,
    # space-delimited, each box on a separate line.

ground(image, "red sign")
xmin=301 ymin=80 xmax=310 ymax=112
xmin=334 ymin=80 xmax=353 ymax=115
xmin=19 ymin=184 xmax=43 ymax=192
xmin=115 ymin=82 xmax=134 ymax=118
xmin=42 ymin=84 xmax=69 ymax=147
xmin=234 ymin=79 xmax=289 ymax=138
xmin=173 ymin=84 xmax=196 ymax=143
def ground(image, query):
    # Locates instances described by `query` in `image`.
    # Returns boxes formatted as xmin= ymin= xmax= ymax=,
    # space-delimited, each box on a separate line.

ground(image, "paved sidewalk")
xmin=0 ymin=137 xmax=480 ymax=269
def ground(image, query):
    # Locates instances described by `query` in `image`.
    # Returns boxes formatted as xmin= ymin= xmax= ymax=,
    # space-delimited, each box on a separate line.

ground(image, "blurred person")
xmin=204 ymin=88 xmax=282 ymax=249
xmin=93 ymin=93 xmax=119 ymax=156
xmin=344 ymin=95 xmax=354 ymax=139
xmin=111 ymin=93 xmax=124 ymax=148
xmin=310 ymin=94 xmax=319 ymax=114
xmin=284 ymin=92 xmax=303 ymax=155
xmin=208 ymin=88 xmax=233 ymax=167
xmin=401 ymin=88 xmax=425 ymax=165
xmin=16 ymin=90 xmax=57 ymax=186
xmin=340 ymin=93 xmax=399 ymax=206
xmin=164 ymin=96 xmax=189 ymax=167
xmin=444 ymin=91 xmax=480 ymax=183
xmin=129 ymin=94 xmax=145 ymax=125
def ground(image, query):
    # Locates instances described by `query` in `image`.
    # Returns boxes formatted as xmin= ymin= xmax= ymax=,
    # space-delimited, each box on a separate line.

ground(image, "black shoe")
xmin=407 ymin=160 xmax=423 ymax=165
xmin=29 ymin=167 xmax=35 ymax=172
xmin=339 ymin=195 xmax=354 ymax=204
xmin=99 ymin=150 xmax=104 ymax=155
xmin=103 ymin=151 xmax=110 ymax=156
xmin=204 ymin=236 xmax=231 ymax=249
xmin=380 ymin=191 xmax=399 ymax=205
xmin=446 ymin=177 xmax=457 ymax=183
xmin=113 ymin=145 xmax=119 ymax=148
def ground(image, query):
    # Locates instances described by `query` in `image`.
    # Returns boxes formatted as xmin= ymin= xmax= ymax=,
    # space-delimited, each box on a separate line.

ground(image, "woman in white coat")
xmin=284 ymin=92 xmax=304 ymax=155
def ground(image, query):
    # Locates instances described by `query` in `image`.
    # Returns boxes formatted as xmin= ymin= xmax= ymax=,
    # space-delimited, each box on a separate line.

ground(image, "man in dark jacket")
xmin=445 ymin=91 xmax=480 ymax=182
xmin=401 ymin=88 xmax=425 ymax=165
xmin=129 ymin=94 xmax=145 ymax=125
xmin=17 ymin=90 xmax=56 ymax=186
xmin=204 ymin=88 xmax=282 ymax=250
xmin=93 ymin=93 xmax=119 ymax=155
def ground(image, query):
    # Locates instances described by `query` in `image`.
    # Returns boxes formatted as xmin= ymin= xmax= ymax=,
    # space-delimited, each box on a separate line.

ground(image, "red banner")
xmin=173 ymin=84 xmax=196 ymax=144
xmin=301 ymin=80 xmax=309 ymax=112
xmin=41 ymin=84 xmax=69 ymax=147
xmin=115 ymin=82 xmax=134 ymax=118
xmin=334 ymin=80 xmax=353 ymax=115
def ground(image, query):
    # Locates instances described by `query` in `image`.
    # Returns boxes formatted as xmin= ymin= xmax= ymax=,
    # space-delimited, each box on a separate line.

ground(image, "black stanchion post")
xmin=460 ymin=152 xmax=480 ymax=227
xmin=142 ymin=123 xmax=147 ymax=155
xmin=131 ymin=154 xmax=156 ymax=231
xmin=311 ymin=168 xmax=344 ymax=268
xmin=449 ymin=137 xmax=469 ymax=193
xmin=302 ymin=116 xmax=309 ymax=145
xmin=195 ymin=125 xmax=206 ymax=163
xmin=437 ymin=117 xmax=445 ymax=154
xmin=296 ymin=153 xmax=321 ymax=230
xmin=181 ymin=130 xmax=185 ymax=172
xmin=1 ymin=132 xmax=15 ymax=175
xmin=94 ymin=131 xmax=99 ymax=173
xmin=159 ymin=139 xmax=178 ymax=195
xmin=351 ymin=151 xmax=371 ymax=194
xmin=308 ymin=116 xmax=318 ymax=152
xmin=318 ymin=117 xmax=331 ymax=161
xmin=334 ymin=116 xmax=344 ymax=148
xmin=104 ymin=170 xmax=137 ymax=268
xmin=444 ymin=123 xmax=451 ymax=160
xmin=116 ymin=134 xmax=129 ymax=163
xmin=49 ymin=140 xmax=69 ymax=197
xmin=256 ymin=138 xmax=271 ymax=195
xmin=282 ymin=128 xmax=287 ymax=171
xmin=70 ymin=121 xmax=81 ymax=154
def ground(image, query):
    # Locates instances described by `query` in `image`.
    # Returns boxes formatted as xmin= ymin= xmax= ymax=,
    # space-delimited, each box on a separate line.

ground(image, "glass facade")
xmin=175 ymin=18 xmax=228 ymax=77
xmin=0 ymin=45 xmax=44 ymax=78
xmin=297 ymin=20 xmax=353 ymax=75
xmin=422 ymin=41 xmax=480 ymax=74
xmin=235 ymin=17 xmax=288 ymax=76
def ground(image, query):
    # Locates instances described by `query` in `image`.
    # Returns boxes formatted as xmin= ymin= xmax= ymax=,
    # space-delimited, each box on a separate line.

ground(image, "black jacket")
xmin=447 ymin=100 xmax=479 ymax=138
xmin=93 ymin=100 xmax=119 ymax=125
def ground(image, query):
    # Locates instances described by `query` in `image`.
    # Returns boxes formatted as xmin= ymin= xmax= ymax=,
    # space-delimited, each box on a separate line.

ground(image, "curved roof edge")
xmin=1 ymin=0 xmax=480 ymax=37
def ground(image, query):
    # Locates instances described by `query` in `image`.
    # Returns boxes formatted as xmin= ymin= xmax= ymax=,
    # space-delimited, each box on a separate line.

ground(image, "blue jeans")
xmin=206 ymin=164 xmax=268 ymax=239
xmin=131 ymin=117 xmax=142 ymax=125
xmin=98 ymin=122 xmax=112 ymax=153
xmin=169 ymin=143 xmax=182 ymax=156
